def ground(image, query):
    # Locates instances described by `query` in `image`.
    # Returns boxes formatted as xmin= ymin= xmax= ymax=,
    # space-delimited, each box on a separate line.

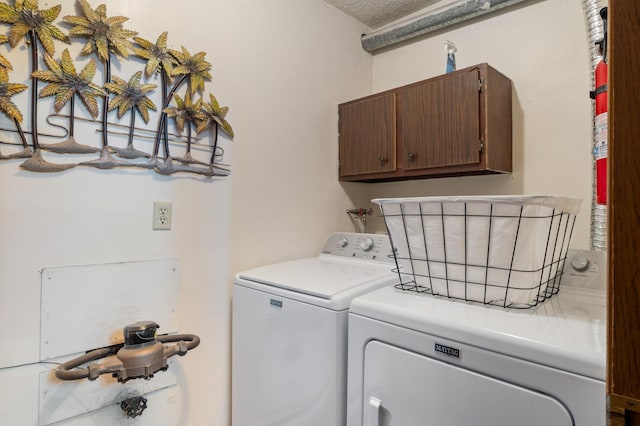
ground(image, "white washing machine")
xmin=232 ymin=232 xmax=397 ymax=426
xmin=347 ymin=249 xmax=606 ymax=426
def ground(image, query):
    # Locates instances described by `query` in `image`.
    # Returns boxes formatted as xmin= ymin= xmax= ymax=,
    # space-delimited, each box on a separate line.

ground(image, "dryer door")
xmin=362 ymin=341 xmax=573 ymax=426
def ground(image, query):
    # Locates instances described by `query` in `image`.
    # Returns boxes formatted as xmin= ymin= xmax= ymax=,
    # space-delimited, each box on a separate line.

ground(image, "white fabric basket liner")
xmin=374 ymin=195 xmax=581 ymax=308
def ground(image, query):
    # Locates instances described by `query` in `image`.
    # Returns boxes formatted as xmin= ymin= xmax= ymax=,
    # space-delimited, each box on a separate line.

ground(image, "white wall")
xmin=364 ymin=0 xmax=593 ymax=249
xmin=224 ymin=1 xmax=373 ymax=272
xmin=0 ymin=0 xmax=371 ymax=425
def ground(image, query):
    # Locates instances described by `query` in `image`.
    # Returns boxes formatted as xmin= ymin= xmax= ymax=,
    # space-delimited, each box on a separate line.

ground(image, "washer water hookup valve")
xmin=54 ymin=321 xmax=200 ymax=383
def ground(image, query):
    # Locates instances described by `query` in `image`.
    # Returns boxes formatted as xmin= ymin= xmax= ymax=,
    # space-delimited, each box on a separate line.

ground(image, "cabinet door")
xmin=339 ymin=93 xmax=396 ymax=177
xmin=399 ymin=69 xmax=480 ymax=171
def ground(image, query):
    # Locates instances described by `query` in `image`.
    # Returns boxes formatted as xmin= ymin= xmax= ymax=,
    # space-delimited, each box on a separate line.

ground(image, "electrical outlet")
xmin=153 ymin=201 xmax=172 ymax=230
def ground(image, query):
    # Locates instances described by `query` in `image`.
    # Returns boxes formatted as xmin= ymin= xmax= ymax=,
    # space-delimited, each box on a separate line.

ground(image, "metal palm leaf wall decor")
xmin=33 ymin=48 xmax=103 ymax=154
xmin=0 ymin=0 xmax=233 ymax=177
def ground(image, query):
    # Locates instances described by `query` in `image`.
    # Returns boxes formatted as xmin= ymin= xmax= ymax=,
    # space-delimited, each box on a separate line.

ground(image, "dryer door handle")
xmin=368 ymin=396 xmax=382 ymax=426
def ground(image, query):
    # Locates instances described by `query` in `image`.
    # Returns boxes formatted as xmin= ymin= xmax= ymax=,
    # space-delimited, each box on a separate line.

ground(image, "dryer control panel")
xmin=321 ymin=232 xmax=395 ymax=263
xmin=562 ymin=249 xmax=607 ymax=291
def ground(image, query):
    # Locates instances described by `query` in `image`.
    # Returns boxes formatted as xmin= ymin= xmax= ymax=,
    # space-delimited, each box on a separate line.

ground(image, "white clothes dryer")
xmin=347 ymin=249 xmax=606 ymax=426
xmin=232 ymin=232 xmax=397 ymax=426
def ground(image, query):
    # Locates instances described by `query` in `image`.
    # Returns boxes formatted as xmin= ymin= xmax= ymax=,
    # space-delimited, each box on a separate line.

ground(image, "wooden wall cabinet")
xmin=338 ymin=63 xmax=512 ymax=182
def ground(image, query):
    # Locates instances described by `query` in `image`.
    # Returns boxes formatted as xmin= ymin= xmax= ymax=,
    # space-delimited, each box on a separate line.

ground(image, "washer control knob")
xmin=337 ymin=237 xmax=349 ymax=248
xmin=571 ymin=256 xmax=590 ymax=272
xmin=360 ymin=237 xmax=375 ymax=252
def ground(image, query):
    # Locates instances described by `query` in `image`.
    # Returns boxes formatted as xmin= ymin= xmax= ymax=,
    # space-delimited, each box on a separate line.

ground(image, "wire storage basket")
xmin=374 ymin=196 xmax=582 ymax=309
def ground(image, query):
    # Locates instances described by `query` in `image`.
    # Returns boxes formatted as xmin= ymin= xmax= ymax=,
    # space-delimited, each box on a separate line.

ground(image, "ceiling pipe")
xmin=361 ymin=0 xmax=532 ymax=53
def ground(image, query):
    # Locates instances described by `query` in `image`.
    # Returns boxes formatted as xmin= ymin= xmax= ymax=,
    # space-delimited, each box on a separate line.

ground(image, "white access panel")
xmin=38 ymin=259 xmax=181 ymax=424
xmin=38 ymin=360 xmax=178 ymax=426
xmin=232 ymin=284 xmax=348 ymax=426
xmin=362 ymin=341 xmax=572 ymax=426
xmin=41 ymin=385 xmax=183 ymax=426
xmin=40 ymin=259 xmax=180 ymax=360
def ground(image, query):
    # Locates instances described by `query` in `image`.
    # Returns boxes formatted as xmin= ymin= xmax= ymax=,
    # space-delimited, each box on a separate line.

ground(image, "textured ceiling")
xmin=323 ymin=0 xmax=446 ymax=28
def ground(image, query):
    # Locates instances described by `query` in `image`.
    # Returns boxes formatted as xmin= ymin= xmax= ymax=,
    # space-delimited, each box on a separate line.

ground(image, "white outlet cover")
xmin=153 ymin=201 xmax=172 ymax=230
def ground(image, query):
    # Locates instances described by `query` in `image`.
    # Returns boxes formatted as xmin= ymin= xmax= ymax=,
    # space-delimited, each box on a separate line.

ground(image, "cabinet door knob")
xmin=408 ymin=153 xmax=415 ymax=160
xmin=379 ymin=156 xmax=386 ymax=164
